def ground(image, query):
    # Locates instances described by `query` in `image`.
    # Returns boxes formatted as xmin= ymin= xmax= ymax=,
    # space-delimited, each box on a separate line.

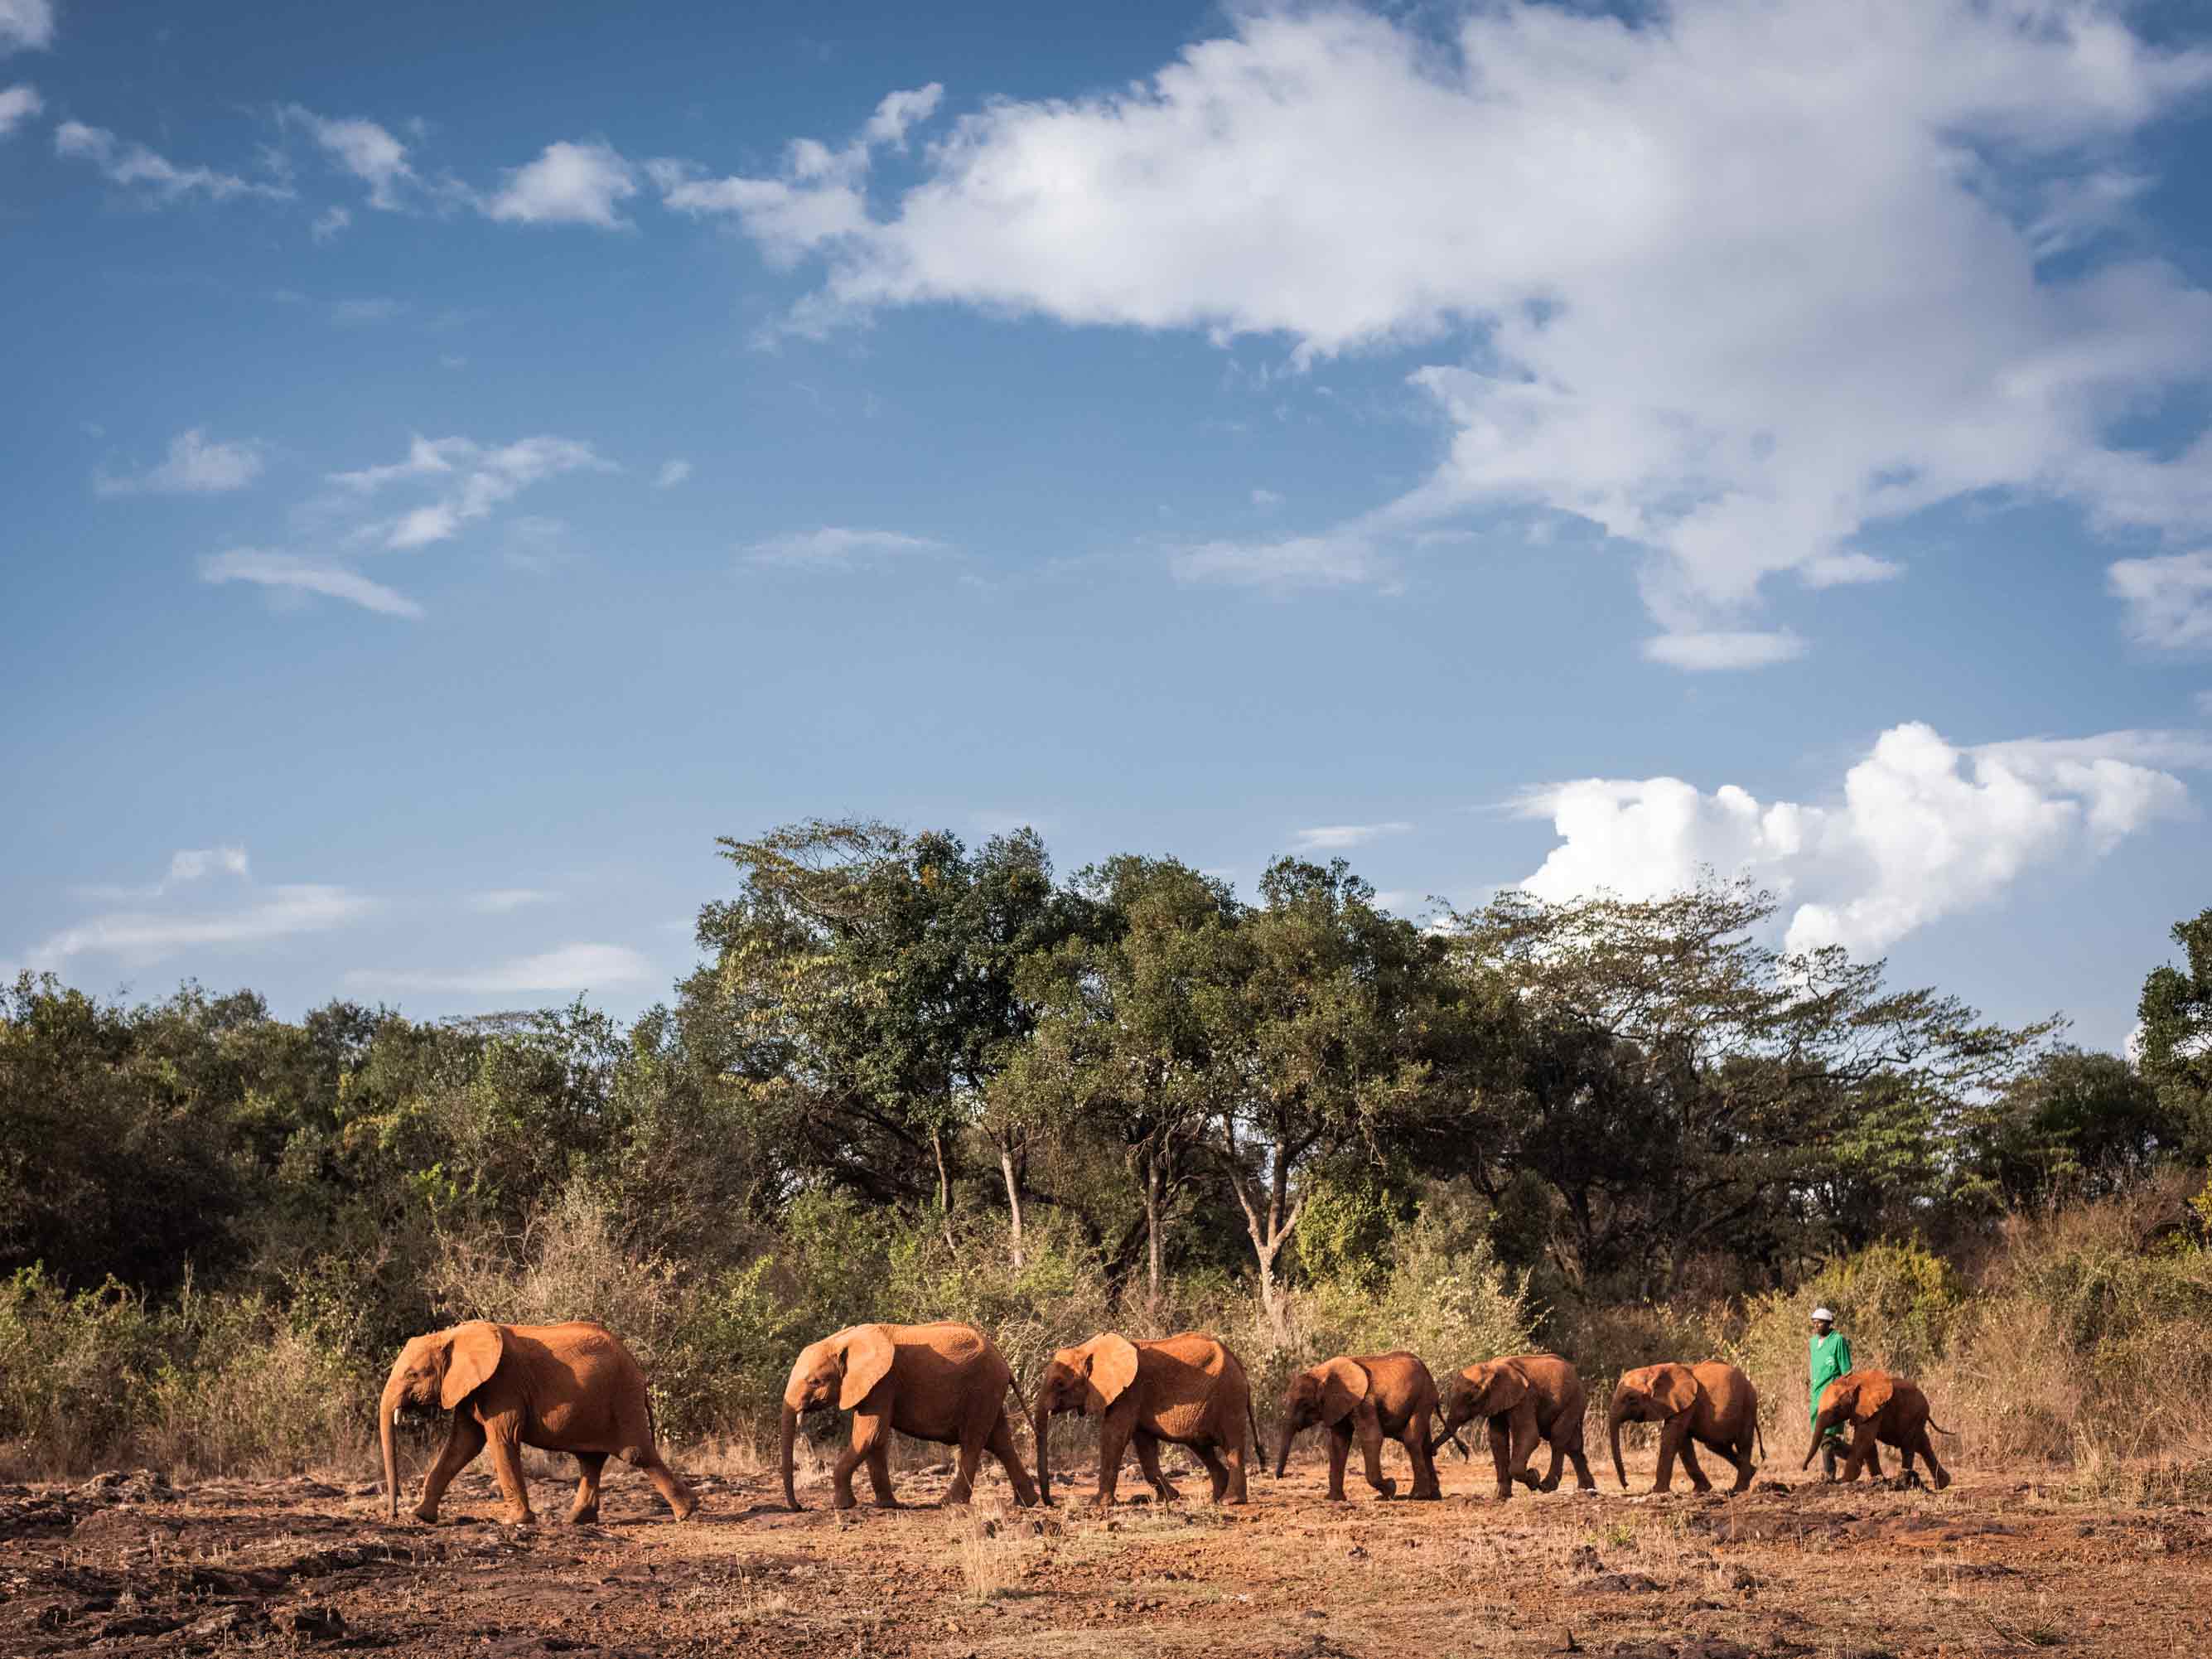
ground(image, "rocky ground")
xmin=2 ymin=1444 xmax=2209 ymax=1657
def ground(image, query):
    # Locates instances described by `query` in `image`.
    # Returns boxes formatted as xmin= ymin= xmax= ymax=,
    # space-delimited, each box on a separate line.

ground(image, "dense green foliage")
xmin=1 ymin=826 xmax=2205 ymax=1475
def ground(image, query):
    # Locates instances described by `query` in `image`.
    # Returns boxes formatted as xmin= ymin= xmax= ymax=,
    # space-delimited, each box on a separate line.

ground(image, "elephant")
xmin=780 ymin=1321 xmax=1040 ymax=1511
xmin=1607 ymin=1361 xmax=1764 ymax=1494
xmin=1428 ymin=1353 xmax=1597 ymax=1499
xmin=1801 ymin=1369 xmax=1951 ymax=1490
xmin=379 ymin=1320 xmax=695 ymax=1526
xmin=1035 ymin=1331 xmax=1258 ymax=1507
xmin=1273 ymin=1351 xmax=1442 ymax=1501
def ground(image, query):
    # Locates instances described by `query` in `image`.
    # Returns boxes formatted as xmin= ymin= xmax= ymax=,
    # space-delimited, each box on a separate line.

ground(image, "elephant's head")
xmin=1273 ymin=1357 xmax=1372 ymax=1476
xmin=1431 ymin=1357 xmax=1532 ymax=1453
xmin=1031 ymin=1333 xmax=1139 ymax=1507
xmin=379 ymin=1323 xmax=504 ymax=1521
xmin=1607 ymin=1362 xmax=1702 ymax=1490
xmin=1801 ymin=1370 xmax=1890 ymax=1469
xmin=780 ymin=1324 xmax=896 ymax=1511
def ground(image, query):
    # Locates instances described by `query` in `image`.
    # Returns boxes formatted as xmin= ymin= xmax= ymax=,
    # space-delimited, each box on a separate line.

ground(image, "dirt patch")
xmin=0 ymin=1454 xmax=2207 ymax=1656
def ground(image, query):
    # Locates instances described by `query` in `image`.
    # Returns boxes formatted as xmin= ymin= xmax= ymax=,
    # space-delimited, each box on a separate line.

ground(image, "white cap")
xmin=1809 ymin=1307 xmax=1835 ymax=1323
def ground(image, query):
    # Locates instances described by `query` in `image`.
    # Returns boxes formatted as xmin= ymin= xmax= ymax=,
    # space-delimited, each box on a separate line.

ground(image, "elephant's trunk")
xmin=1273 ymin=1421 xmax=1296 ymax=1479
xmin=1033 ymin=1384 xmax=1056 ymax=1506
xmin=379 ymin=1373 xmax=406 ymax=1522
xmin=780 ymin=1404 xmax=802 ymax=1511
xmin=1608 ymin=1393 xmax=1631 ymax=1491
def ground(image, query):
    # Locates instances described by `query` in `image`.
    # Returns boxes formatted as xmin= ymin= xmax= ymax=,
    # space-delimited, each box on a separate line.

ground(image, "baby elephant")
xmin=1608 ymin=1361 xmax=1763 ymax=1494
xmin=1273 ymin=1352 xmax=1442 ymax=1501
xmin=1429 ymin=1353 xmax=1596 ymax=1499
xmin=379 ymin=1320 xmax=695 ymax=1526
xmin=1803 ymin=1369 xmax=1951 ymax=1490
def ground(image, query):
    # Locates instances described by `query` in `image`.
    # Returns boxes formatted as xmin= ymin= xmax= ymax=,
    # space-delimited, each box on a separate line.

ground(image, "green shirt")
xmin=1809 ymin=1330 xmax=1852 ymax=1432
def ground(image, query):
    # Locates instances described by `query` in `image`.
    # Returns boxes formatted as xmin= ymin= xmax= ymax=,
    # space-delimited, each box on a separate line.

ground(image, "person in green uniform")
xmin=1809 ymin=1307 xmax=1853 ymax=1480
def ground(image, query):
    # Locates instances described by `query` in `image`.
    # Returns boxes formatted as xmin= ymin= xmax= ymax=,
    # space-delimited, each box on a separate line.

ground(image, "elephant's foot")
xmin=1369 ymin=1478 xmax=1398 ymax=1501
xmin=871 ymin=1497 xmax=906 ymax=1511
xmin=672 ymin=1496 xmax=700 ymax=1521
xmin=831 ymin=1493 xmax=859 ymax=1511
xmin=500 ymin=1509 xmax=537 ymax=1528
xmin=410 ymin=1503 xmax=440 ymax=1525
xmin=1491 ymin=1486 xmax=1517 ymax=1502
xmin=568 ymin=1505 xmax=600 ymax=1526
xmin=1515 ymin=1468 xmax=1543 ymax=1490
xmin=1408 ymin=1486 xmax=1442 ymax=1502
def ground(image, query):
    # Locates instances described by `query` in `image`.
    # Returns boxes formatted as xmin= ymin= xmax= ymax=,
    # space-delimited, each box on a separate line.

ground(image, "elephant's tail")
xmin=1928 ymin=1420 xmax=1957 ymax=1437
xmin=1247 ymin=1390 xmax=1264 ymax=1473
xmin=1010 ymin=1381 xmax=1041 ymax=1448
xmin=1756 ymin=1413 xmax=1765 ymax=1461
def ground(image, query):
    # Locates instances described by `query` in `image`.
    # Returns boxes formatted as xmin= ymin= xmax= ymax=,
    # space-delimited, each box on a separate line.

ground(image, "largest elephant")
xmin=1607 ymin=1361 xmax=1763 ymax=1494
xmin=1802 ymin=1369 xmax=1951 ymax=1490
xmin=1035 ymin=1331 xmax=1258 ymax=1507
xmin=379 ymin=1320 xmax=695 ymax=1526
xmin=780 ymin=1321 xmax=1039 ymax=1511
xmin=1427 ymin=1353 xmax=1596 ymax=1500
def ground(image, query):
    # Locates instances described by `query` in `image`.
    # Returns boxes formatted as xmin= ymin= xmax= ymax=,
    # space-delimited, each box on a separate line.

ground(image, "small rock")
xmin=1582 ymin=1571 xmax=1664 ymax=1594
xmin=291 ymin=1604 xmax=347 ymax=1640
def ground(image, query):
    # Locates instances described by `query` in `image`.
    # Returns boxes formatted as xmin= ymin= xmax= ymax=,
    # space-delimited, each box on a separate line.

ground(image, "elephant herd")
xmin=376 ymin=1318 xmax=1952 ymax=1526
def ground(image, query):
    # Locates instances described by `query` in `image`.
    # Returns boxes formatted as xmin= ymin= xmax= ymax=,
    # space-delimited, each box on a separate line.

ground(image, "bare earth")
xmin=4 ymin=1444 xmax=2209 ymax=1657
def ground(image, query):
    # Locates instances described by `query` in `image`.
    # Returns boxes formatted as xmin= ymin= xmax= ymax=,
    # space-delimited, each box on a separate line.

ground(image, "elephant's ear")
xmin=440 ymin=1323 xmax=504 ymax=1410
xmin=1084 ymin=1333 xmax=1142 ymax=1410
xmin=1480 ymin=1360 xmax=1531 ymax=1415
xmin=838 ymin=1324 xmax=897 ymax=1411
xmin=1651 ymin=1364 xmax=1702 ymax=1418
xmin=1848 ymin=1371 xmax=1893 ymax=1422
xmin=1318 ymin=1357 xmax=1371 ymax=1424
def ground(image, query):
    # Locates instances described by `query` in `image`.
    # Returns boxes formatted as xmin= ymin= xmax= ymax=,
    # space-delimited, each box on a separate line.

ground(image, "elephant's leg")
xmin=1406 ymin=1415 xmax=1442 ymax=1501
xmin=1221 ymin=1422 xmax=1248 ymax=1505
xmin=1092 ymin=1410 xmax=1134 ymax=1508
xmin=1486 ymin=1420 xmax=1514 ymax=1502
xmin=483 ymin=1419 xmax=536 ymax=1526
xmin=836 ymin=1407 xmax=900 ymax=1510
xmin=1536 ymin=1429 xmax=1567 ymax=1492
xmin=629 ymin=1446 xmax=698 ymax=1521
xmin=1916 ymin=1428 xmax=1951 ymax=1492
xmin=945 ymin=1418 xmax=988 ymax=1508
xmin=1676 ymin=1437 xmax=1715 ymax=1496
xmin=1649 ymin=1418 xmax=1685 ymax=1494
xmin=1132 ymin=1432 xmax=1181 ymax=1502
xmin=1727 ymin=1433 xmax=1756 ymax=1492
xmin=415 ymin=1414 xmax=486 ymax=1523
xmin=1350 ymin=1404 xmax=1395 ymax=1499
xmin=1192 ymin=1442 xmax=1233 ymax=1503
xmin=1507 ymin=1403 xmax=1543 ymax=1491
xmin=1325 ymin=1424 xmax=1352 ymax=1502
xmin=1560 ymin=1424 xmax=1597 ymax=1492
xmin=569 ymin=1452 xmax=607 ymax=1524
xmin=984 ymin=1411 xmax=1040 ymax=1507
xmin=1838 ymin=1428 xmax=1874 ymax=1484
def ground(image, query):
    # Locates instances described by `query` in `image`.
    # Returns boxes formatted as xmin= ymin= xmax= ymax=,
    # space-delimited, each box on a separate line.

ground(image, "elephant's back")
xmin=891 ymin=1323 xmax=1008 ymax=1386
xmin=1137 ymin=1333 xmax=1236 ymax=1442
xmin=509 ymin=1321 xmax=637 ymax=1376
xmin=1355 ymin=1352 xmax=1437 ymax=1409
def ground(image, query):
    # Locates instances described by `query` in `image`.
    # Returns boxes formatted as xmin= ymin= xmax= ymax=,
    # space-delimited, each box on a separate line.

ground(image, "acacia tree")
xmin=1214 ymin=858 xmax=1470 ymax=1340
xmin=1004 ymin=856 xmax=1241 ymax=1301
xmin=2138 ymin=906 xmax=2212 ymax=1162
xmin=1446 ymin=881 xmax=2054 ymax=1299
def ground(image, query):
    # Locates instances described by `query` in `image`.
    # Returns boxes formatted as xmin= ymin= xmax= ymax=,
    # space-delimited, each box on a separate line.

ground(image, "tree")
xmin=1215 ymin=857 xmax=1471 ymax=1340
xmin=1959 ymin=1046 xmax=2177 ymax=1204
xmin=2138 ymin=906 xmax=2212 ymax=1160
xmin=1005 ymin=856 xmax=1241 ymax=1301
xmin=1445 ymin=882 xmax=2054 ymax=1299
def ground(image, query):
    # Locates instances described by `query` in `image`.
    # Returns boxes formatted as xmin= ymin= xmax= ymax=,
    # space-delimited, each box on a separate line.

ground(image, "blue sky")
xmin=5 ymin=0 xmax=2210 ymax=1049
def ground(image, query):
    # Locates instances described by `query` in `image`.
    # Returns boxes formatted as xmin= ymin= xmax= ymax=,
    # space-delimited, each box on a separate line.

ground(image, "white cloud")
xmin=98 ymin=428 xmax=265 ymax=496
xmin=1171 ymin=533 xmax=1393 ymax=592
xmin=0 ymin=0 xmax=52 ymax=54
xmin=1291 ymin=821 xmax=1413 ymax=851
xmin=56 ymin=120 xmax=293 ymax=204
xmin=1251 ymin=488 xmax=1283 ymax=510
xmin=745 ymin=526 xmax=947 ymax=563
xmin=278 ymin=105 xmax=415 ymax=209
xmin=345 ymin=942 xmax=653 ymax=995
xmin=0 ymin=81 xmax=39 ymax=137
xmin=466 ymin=888 xmax=558 ymax=914
xmin=1640 ymin=630 xmax=1808 ymax=672
xmin=694 ymin=3 xmax=2212 ymax=658
xmin=199 ymin=549 xmax=424 ymax=619
xmin=2195 ymin=690 xmax=2212 ymax=717
xmin=1800 ymin=553 xmax=1903 ymax=590
xmin=655 ymin=458 xmax=693 ymax=489
xmin=311 ymin=205 xmax=351 ymax=241
xmin=485 ymin=140 xmax=637 ymax=228
xmin=331 ymin=297 xmax=403 ymax=326
xmin=2108 ymin=549 xmax=2212 ymax=650
xmin=23 ymin=845 xmax=374 ymax=969
xmin=1516 ymin=721 xmax=2205 ymax=957
xmin=332 ymin=433 xmax=613 ymax=549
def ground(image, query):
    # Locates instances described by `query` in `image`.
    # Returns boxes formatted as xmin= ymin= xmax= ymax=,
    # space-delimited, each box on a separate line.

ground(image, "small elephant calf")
xmin=1273 ymin=1351 xmax=1442 ymax=1501
xmin=1803 ymin=1369 xmax=1951 ymax=1490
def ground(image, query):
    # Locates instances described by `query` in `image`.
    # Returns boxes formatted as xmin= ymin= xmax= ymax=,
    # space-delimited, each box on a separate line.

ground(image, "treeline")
xmin=2 ymin=820 xmax=2209 ymax=1473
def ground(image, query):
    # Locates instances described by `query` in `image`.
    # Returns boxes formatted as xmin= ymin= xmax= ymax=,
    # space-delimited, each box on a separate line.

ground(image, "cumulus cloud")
xmin=1291 ymin=822 xmax=1413 ymax=851
xmin=684 ymin=2 xmax=2212 ymax=660
xmin=0 ymin=81 xmax=39 ymax=137
xmin=198 ymin=549 xmax=423 ymax=619
xmin=98 ymin=429 xmax=265 ymax=496
xmin=655 ymin=458 xmax=693 ymax=489
xmin=56 ymin=120 xmax=293 ymax=204
xmin=22 ymin=846 xmax=374 ymax=969
xmin=745 ymin=526 xmax=946 ymax=564
xmin=485 ymin=140 xmax=637 ymax=228
xmin=0 ymin=0 xmax=52 ymax=54
xmin=1516 ymin=722 xmax=2208 ymax=956
xmin=2108 ymin=550 xmax=2212 ymax=650
xmin=345 ymin=942 xmax=653 ymax=995
xmin=278 ymin=105 xmax=416 ymax=209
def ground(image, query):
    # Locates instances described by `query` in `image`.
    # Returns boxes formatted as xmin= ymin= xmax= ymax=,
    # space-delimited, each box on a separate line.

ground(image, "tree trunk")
xmin=931 ymin=1127 xmax=955 ymax=1248
xmin=1143 ymin=1157 xmax=1163 ymax=1304
xmin=1000 ymin=1144 xmax=1026 ymax=1270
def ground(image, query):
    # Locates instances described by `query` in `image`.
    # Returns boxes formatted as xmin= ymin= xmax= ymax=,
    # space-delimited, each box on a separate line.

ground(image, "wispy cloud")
xmin=56 ymin=120 xmax=292 ymax=204
xmin=1640 ymin=631 xmax=1809 ymax=673
xmin=97 ymin=429 xmax=265 ymax=496
xmin=23 ymin=845 xmax=374 ymax=968
xmin=199 ymin=549 xmax=424 ymax=619
xmin=1250 ymin=488 xmax=1283 ymax=510
xmin=278 ymin=105 xmax=416 ymax=210
xmin=654 ymin=458 xmax=693 ymax=490
xmin=484 ymin=140 xmax=637 ymax=228
xmin=466 ymin=888 xmax=558 ymax=913
xmin=1171 ymin=534 xmax=1393 ymax=593
xmin=0 ymin=0 xmax=55 ymax=54
xmin=310 ymin=205 xmax=351 ymax=241
xmin=332 ymin=433 xmax=612 ymax=549
xmin=345 ymin=942 xmax=653 ymax=995
xmin=2108 ymin=550 xmax=2212 ymax=651
xmin=745 ymin=526 xmax=947 ymax=564
xmin=1290 ymin=821 xmax=1414 ymax=852
xmin=0 ymin=81 xmax=40 ymax=138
